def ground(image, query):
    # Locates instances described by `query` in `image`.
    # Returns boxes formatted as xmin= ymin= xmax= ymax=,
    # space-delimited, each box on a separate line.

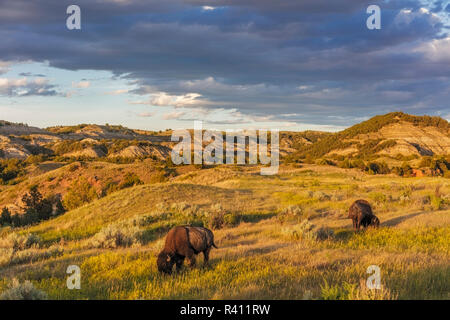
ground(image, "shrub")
xmin=9 ymin=244 xmax=64 ymax=266
xmin=118 ymin=172 xmax=143 ymax=189
xmin=0 ymin=279 xmax=47 ymax=300
xmin=0 ymin=159 xmax=26 ymax=185
xmin=430 ymin=195 xmax=444 ymax=211
xmin=315 ymin=227 xmax=335 ymax=240
xmin=203 ymin=204 xmax=228 ymax=230
xmin=368 ymin=192 xmax=387 ymax=205
xmin=278 ymin=205 xmax=303 ymax=224
xmin=224 ymin=213 xmax=241 ymax=227
xmin=102 ymin=179 xmax=121 ymax=196
xmin=0 ymin=248 xmax=14 ymax=266
xmin=63 ymin=177 xmax=98 ymax=210
xmin=0 ymin=233 xmax=41 ymax=251
xmin=365 ymin=161 xmax=390 ymax=175
xmin=0 ymin=207 xmax=12 ymax=226
xmin=21 ymin=185 xmax=53 ymax=223
xmin=281 ymin=219 xmax=332 ymax=241
xmin=89 ymin=223 xmax=142 ymax=249
xmin=412 ymin=195 xmax=430 ymax=207
xmin=206 ymin=211 xmax=225 ymax=230
xmin=313 ymin=191 xmax=331 ymax=201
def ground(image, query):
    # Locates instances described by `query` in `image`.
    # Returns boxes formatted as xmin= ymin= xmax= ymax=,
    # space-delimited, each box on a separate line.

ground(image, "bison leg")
xmin=186 ymin=250 xmax=196 ymax=268
xmin=187 ymin=256 xmax=196 ymax=268
xmin=203 ymin=247 xmax=211 ymax=266
xmin=175 ymin=255 xmax=185 ymax=272
xmin=356 ymin=218 xmax=362 ymax=231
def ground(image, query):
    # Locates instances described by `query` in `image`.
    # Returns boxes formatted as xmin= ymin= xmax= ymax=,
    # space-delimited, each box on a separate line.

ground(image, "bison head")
xmin=157 ymin=251 xmax=175 ymax=274
xmin=371 ymin=216 xmax=380 ymax=228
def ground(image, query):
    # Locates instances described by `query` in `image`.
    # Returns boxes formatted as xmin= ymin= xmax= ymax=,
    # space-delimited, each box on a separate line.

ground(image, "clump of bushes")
xmin=89 ymin=223 xmax=142 ymax=249
xmin=63 ymin=177 xmax=98 ymax=210
xmin=118 ymin=172 xmax=143 ymax=189
xmin=0 ymin=233 xmax=63 ymax=267
xmin=429 ymin=185 xmax=446 ymax=211
xmin=204 ymin=204 xmax=241 ymax=230
xmin=0 ymin=279 xmax=47 ymax=300
xmin=365 ymin=161 xmax=390 ymax=175
xmin=0 ymin=233 xmax=41 ymax=251
xmin=430 ymin=195 xmax=444 ymax=210
xmin=0 ymin=158 xmax=26 ymax=185
xmin=337 ymin=159 xmax=366 ymax=170
xmin=281 ymin=219 xmax=334 ymax=241
xmin=368 ymin=192 xmax=388 ymax=205
xmin=207 ymin=211 xmax=225 ymax=230
xmin=223 ymin=212 xmax=241 ymax=227
xmin=313 ymin=191 xmax=331 ymax=201
xmin=419 ymin=156 xmax=450 ymax=176
xmin=101 ymin=173 xmax=143 ymax=196
xmin=278 ymin=205 xmax=303 ymax=224
xmin=4 ymin=244 xmax=63 ymax=267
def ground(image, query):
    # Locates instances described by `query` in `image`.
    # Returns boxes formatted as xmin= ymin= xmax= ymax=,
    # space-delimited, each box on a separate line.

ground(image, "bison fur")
xmin=157 ymin=226 xmax=217 ymax=274
xmin=348 ymin=199 xmax=380 ymax=231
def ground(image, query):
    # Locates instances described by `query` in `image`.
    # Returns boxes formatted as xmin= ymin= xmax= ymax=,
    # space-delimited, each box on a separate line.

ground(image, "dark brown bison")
xmin=348 ymin=199 xmax=380 ymax=231
xmin=157 ymin=226 xmax=218 ymax=274
xmin=362 ymin=215 xmax=380 ymax=228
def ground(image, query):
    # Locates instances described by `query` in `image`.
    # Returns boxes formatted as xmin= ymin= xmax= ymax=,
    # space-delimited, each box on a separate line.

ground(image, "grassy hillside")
xmin=289 ymin=112 xmax=450 ymax=160
xmin=0 ymin=164 xmax=449 ymax=300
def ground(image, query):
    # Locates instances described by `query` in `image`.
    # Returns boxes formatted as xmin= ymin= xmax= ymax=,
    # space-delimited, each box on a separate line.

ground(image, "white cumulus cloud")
xmin=72 ymin=80 xmax=90 ymax=88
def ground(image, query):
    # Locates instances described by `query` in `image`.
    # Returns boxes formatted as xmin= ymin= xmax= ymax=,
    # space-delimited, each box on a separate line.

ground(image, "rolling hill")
xmin=288 ymin=112 xmax=450 ymax=160
xmin=0 ymin=163 xmax=448 ymax=300
xmin=2 ymin=112 xmax=449 ymax=163
xmin=0 ymin=114 xmax=449 ymax=300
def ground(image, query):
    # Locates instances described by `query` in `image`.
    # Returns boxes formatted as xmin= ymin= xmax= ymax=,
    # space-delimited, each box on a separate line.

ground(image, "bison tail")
xmin=212 ymin=242 xmax=218 ymax=249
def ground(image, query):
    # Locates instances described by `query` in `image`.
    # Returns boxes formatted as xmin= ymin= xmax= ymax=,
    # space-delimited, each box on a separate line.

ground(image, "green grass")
xmin=0 ymin=164 xmax=449 ymax=300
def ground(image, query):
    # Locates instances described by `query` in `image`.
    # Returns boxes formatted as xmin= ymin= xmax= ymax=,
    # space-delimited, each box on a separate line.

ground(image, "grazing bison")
xmin=362 ymin=215 xmax=380 ymax=229
xmin=157 ymin=226 xmax=218 ymax=274
xmin=348 ymin=199 xmax=380 ymax=231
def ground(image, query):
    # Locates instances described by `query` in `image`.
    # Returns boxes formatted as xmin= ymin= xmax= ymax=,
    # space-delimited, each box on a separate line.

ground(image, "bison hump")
xmin=187 ymin=227 xmax=208 ymax=252
xmin=350 ymin=200 xmax=373 ymax=217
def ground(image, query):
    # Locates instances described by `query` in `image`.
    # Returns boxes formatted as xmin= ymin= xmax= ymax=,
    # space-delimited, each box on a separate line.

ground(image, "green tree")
xmin=0 ymin=207 xmax=12 ymax=226
xmin=118 ymin=172 xmax=143 ymax=189
xmin=21 ymin=185 xmax=53 ymax=223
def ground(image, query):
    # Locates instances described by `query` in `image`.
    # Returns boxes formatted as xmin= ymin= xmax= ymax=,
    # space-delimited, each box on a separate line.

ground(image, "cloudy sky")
xmin=0 ymin=0 xmax=449 ymax=131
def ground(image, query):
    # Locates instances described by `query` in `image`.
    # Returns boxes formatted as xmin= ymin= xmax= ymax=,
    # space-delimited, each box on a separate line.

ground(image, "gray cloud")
xmin=0 ymin=77 xmax=59 ymax=96
xmin=0 ymin=0 xmax=448 ymax=125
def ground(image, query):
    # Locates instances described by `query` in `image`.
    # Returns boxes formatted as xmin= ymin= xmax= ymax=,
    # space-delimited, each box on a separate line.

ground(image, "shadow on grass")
xmin=240 ymin=212 xmax=275 ymax=223
xmin=382 ymin=211 xmax=426 ymax=227
xmin=243 ymin=243 xmax=290 ymax=256
xmin=333 ymin=229 xmax=355 ymax=241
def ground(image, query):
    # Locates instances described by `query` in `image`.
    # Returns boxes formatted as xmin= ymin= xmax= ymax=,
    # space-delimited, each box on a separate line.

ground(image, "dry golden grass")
xmin=0 ymin=164 xmax=449 ymax=300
